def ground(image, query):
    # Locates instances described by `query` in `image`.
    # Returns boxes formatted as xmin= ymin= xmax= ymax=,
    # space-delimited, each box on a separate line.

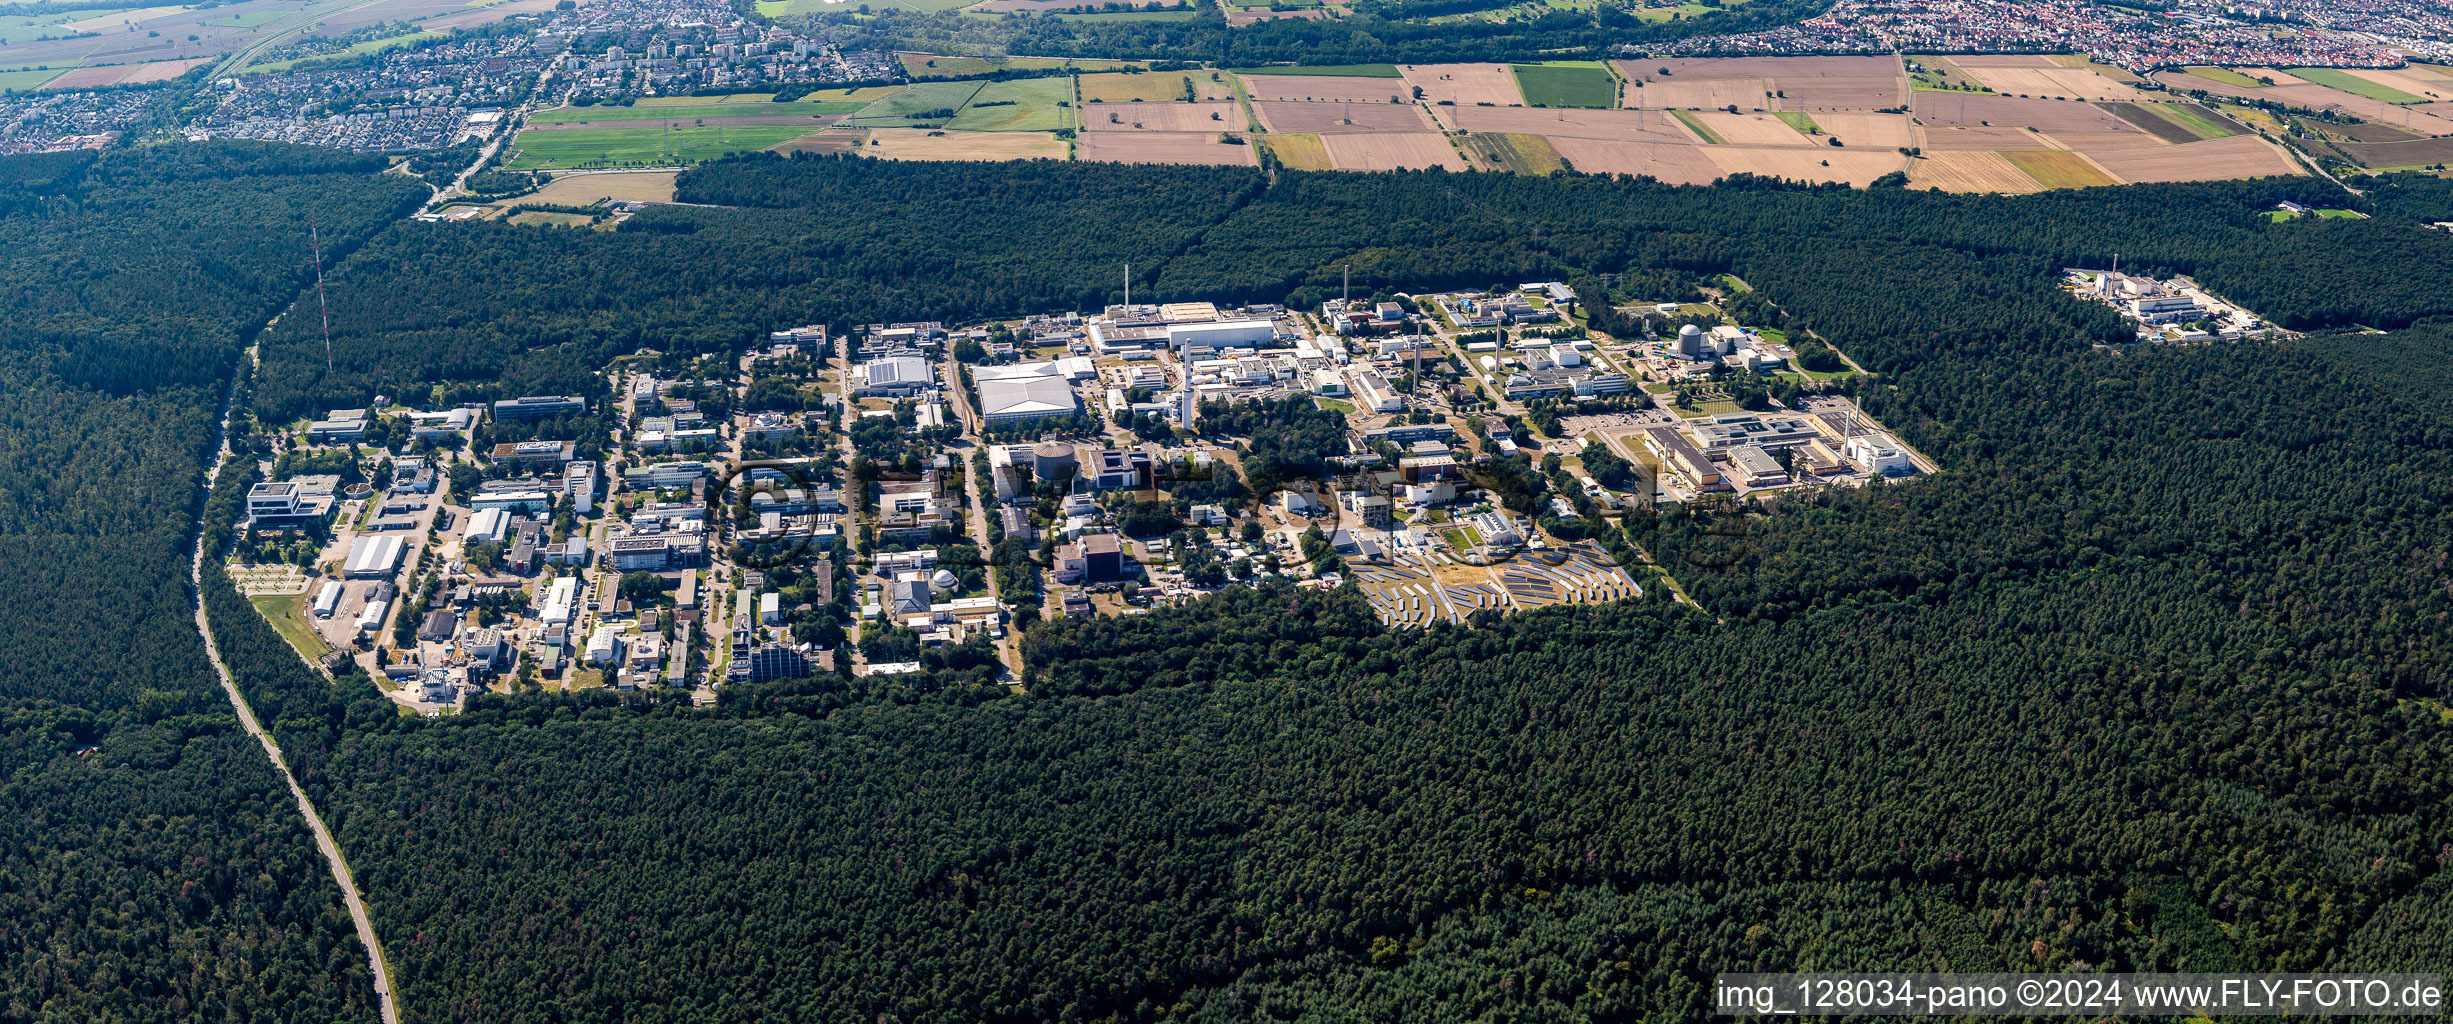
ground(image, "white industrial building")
xmin=978 ymin=376 xmax=1078 ymax=424
xmin=1844 ymin=433 xmax=1912 ymax=475
xmin=1167 ymin=318 xmax=1276 ymax=350
xmin=540 ymin=576 xmax=579 ymax=626
xmin=312 ymin=581 xmax=345 ymax=618
xmin=464 ymin=508 xmax=511 ymax=545
xmin=343 ymin=535 xmax=405 ymax=578
xmin=354 ymin=598 xmax=390 ymax=633
xmin=858 ymin=355 xmax=934 ymax=396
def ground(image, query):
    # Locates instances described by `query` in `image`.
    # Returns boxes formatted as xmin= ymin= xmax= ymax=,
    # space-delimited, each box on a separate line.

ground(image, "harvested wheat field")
xmin=1401 ymin=64 xmax=1524 ymax=107
xmin=1451 ymin=104 xmax=1698 ymax=142
xmin=1623 ymin=55 xmax=1899 ymax=79
xmin=510 ymin=171 xmax=680 ymax=207
xmin=40 ymin=65 xmax=137 ymax=90
xmin=1689 ymin=111 xmax=1816 ymax=146
xmin=2082 ymin=134 xmax=2300 ymax=183
xmin=1077 ymin=131 xmax=1258 ymax=166
xmin=1913 ymin=93 xmax=2135 ymax=131
xmin=1240 ymin=75 xmax=1414 ymax=103
xmin=1322 ymin=132 xmax=1467 ymax=171
xmin=1908 ymin=150 xmax=2044 ymax=193
xmin=1952 ymin=54 xmax=2058 ymax=68
xmin=2046 ymin=130 xmax=2168 ymax=151
xmin=1544 ymin=137 xmax=1722 ymax=183
xmin=1254 ymin=100 xmax=1434 ymax=134
xmin=1623 ymin=77 xmax=1765 ymax=110
xmin=2002 ymin=149 xmax=2121 ymax=188
xmin=1772 ymin=76 xmax=1905 ymax=111
xmin=1920 ymin=125 xmax=2053 ymax=150
xmin=1078 ymin=71 xmax=1237 ymax=103
xmin=119 ymin=57 xmax=210 ymax=84
xmin=1081 ymin=102 xmax=1242 ymax=132
xmin=1812 ymin=112 xmax=1912 ymax=149
xmin=771 ymin=129 xmax=869 ymax=155
xmin=2262 ymin=84 xmax=2453 ymax=133
xmin=1959 ymin=66 xmax=2145 ymax=102
xmin=862 ymin=128 xmax=1068 ymax=162
xmin=1705 ymin=146 xmax=1905 ymax=185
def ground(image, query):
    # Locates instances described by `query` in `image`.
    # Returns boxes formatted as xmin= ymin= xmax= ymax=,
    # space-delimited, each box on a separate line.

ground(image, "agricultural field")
xmin=2002 ymin=149 xmax=2120 ymax=188
xmin=1082 ymin=100 xmax=1239 ymax=131
xmin=898 ymin=51 xmax=1136 ymax=77
xmin=0 ymin=66 xmax=61 ymax=92
xmin=503 ymin=124 xmax=816 ymax=170
xmin=1321 ymin=132 xmax=1467 ymax=171
xmin=1511 ymin=61 xmax=1616 ymax=108
xmin=1686 ymin=110 xmax=1813 ymax=146
xmin=1076 ymin=131 xmax=1257 ymax=165
xmin=947 ymin=77 xmax=1077 ymax=131
xmin=2185 ymin=66 xmax=2267 ymax=88
xmin=1543 ymin=137 xmax=1721 ymax=181
xmin=1260 ymin=132 xmax=1332 ymax=170
xmin=2289 ymin=66 xmax=2427 ymax=104
xmin=1456 ymin=131 xmax=1563 ymax=173
xmin=1238 ymin=74 xmax=1414 ymax=102
xmin=1253 ymin=100 xmax=1433 ymax=134
xmin=1078 ymin=69 xmax=1236 ymax=102
xmin=843 ymin=80 xmax=986 ymax=127
xmin=1952 ymin=57 xmax=2144 ymax=101
xmin=531 ymin=100 xmax=866 ymax=125
xmin=1399 ymin=63 xmax=1522 ymax=107
xmin=1772 ymin=111 xmax=1818 ymax=133
xmin=505 ymin=171 xmax=680 ymax=207
xmin=2084 ymin=134 xmax=2300 ymax=183
xmin=1907 ymin=150 xmax=2043 ymax=193
xmin=861 ymin=127 xmax=1070 ymax=161
xmin=1622 ymin=76 xmax=1765 ymax=110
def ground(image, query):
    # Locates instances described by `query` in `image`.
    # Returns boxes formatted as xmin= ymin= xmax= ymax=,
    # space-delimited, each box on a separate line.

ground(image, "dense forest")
xmin=170 ymin=155 xmax=2453 ymax=1022
xmin=0 ymin=144 xmax=420 ymax=1022
xmin=803 ymin=0 xmax=1832 ymax=66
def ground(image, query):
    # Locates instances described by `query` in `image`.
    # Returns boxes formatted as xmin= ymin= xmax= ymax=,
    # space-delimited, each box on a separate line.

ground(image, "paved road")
xmin=189 ymin=346 xmax=400 ymax=1024
xmin=936 ymin=348 xmax=1019 ymax=676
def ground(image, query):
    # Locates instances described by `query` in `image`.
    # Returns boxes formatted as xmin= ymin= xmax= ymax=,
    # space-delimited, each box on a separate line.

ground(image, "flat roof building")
xmin=978 ymin=376 xmax=1078 ymax=424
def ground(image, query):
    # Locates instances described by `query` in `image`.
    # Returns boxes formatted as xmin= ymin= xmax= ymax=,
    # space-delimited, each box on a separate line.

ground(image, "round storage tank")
xmin=1030 ymin=442 xmax=1076 ymax=481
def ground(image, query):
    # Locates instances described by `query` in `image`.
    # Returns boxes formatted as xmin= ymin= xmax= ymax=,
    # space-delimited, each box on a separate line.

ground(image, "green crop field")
xmin=946 ymin=76 xmax=1075 ymax=131
xmin=1233 ymin=63 xmax=1402 ymax=78
xmin=1773 ymin=111 xmax=1819 ymax=133
xmin=1671 ymin=109 xmax=1723 ymax=143
xmin=531 ymin=100 xmax=866 ymax=124
xmin=844 ymin=80 xmax=986 ymax=126
xmin=1512 ymin=61 xmax=1615 ymax=108
xmin=2150 ymin=102 xmax=2238 ymax=140
xmin=2185 ymin=66 xmax=2267 ymax=88
xmin=504 ymin=125 xmax=817 ymax=169
xmin=2292 ymin=67 xmax=2426 ymax=104
xmin=0 ymin=66 xmax=62 ymax=92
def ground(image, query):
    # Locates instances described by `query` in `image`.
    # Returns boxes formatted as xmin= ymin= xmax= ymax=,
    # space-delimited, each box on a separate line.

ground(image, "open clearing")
xmin=1908 ymin=150 xmax=2043 ymax=193
xmin=1512 ymin=61 xmax=1616 ymax=109
xmin=1078 ymin=70 xmax=1236 ymax=102
xmin=1450 ymin=104 xmax=1698 ymax=142
xmin=505 ymin=125 xmax=812 ymax=169
xmin=1254 ymin=100 xmax=1433 ymax=134
xmin=770 ymin=129 xmax=869 ymax=156
xmin=1239 ymin=74 xmax=1414 ymax=102
xmin=861 ymin=128 xmax=1068 ymax=161
xmin=1687 ymin=110 xmax=1814 ymax=146
xmin=2002 ymin=149 xmax=2120 ymax=188
xmin=947 ymin=77 xmax=1076 ymax=131
xmin=1076 ymin=131 xmax=1257 ymax=166
xmin=1400 ymin=63 xmax=1523 ymax=107
xmin=1622 ymin=77 xmax=1764 ymax=110
xmin=1081 ymin=101 xmax=1239 ymax=131
xmin=844 ymin=80 xmax=985 ymax=127
xmin=1260 ymin=132 xmax=1332 ymax=170
xmin=1322 ymin=132 xmax=1466 ymax=170
xmin=507 ymin=171 xmax=679 ymax=207
xmin=1543 ymin=137 xmax=1721 ymax=182
xmin=2082 ymin=134 xmax=2300 ymax=183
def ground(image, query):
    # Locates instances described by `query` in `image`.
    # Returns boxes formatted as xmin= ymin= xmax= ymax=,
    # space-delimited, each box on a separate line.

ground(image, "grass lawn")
xmin=2184 ymin=66 xmax=2266 ymax=88
xmin=508 ymin=210 xmax=597 ymax=227
xmin=946 ymin=75 xmax=1075 ymax=131
xmin=0 ymin=66 xmax=61 ymax=92
xmin=2292 ymin=67 xmax=2426 ymax=104
xmin=1511 ymin=61 xmax=1615 ymax=108
xmin=504 ymin=125 xmax=817 ymax=169
xmin=2316 ymin=208 xmax=2364 ymax=218
xmin=251 ymin=593 xmax=335 ymax=661
xmin=1232 ymin=63 xmax=1402 ymax=78
xmin=1316 ymin=397 xmax=1356 ymax=413
xmin=532 ymin=100 xmax=866 ymax=123
xmin=845 ymin=79 xmax=986 ymax=126
xmin=1263 ymin=132 xmax=1332 ymax=170
xmin=1772 ymin=110 xmax=1819 ymax=134
xmin=1670 ymin=110 xmax=1724 ymax=143
xmin=2004 ymin=149 xmax=2117 ymax=189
